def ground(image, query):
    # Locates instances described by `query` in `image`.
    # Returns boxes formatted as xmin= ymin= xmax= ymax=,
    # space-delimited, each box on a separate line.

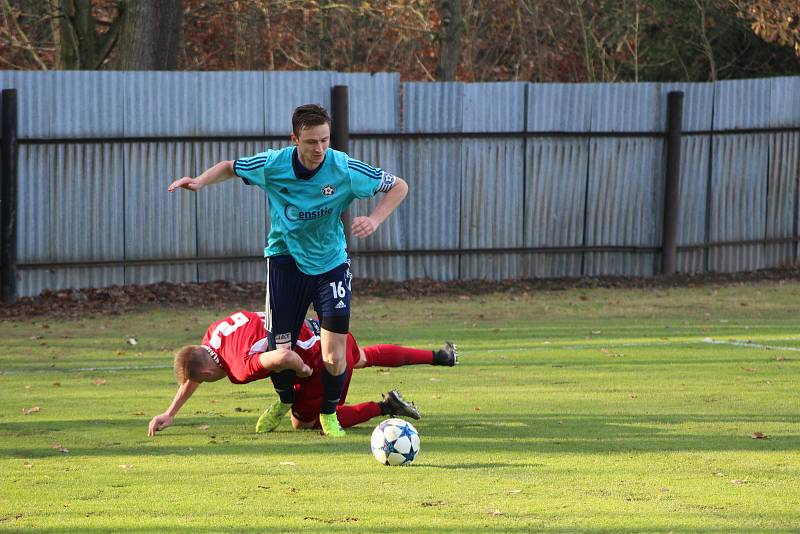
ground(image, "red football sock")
xmin=363 ymin=345 xmax=434 ymax=367
xmin=335 ymin=402 xmax=382 ymax=428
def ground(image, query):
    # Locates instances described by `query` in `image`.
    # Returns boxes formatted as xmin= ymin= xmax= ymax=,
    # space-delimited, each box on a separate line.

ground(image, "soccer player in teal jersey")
xmin=167 ymin=104 xmax=408 ymax=437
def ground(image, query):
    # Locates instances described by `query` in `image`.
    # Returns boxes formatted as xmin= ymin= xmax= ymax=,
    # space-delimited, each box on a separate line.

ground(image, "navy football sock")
xmin=320 ymin=367 xmax=347 ymax=415
xmin=269 ymin=369 xmax=296 ymax=404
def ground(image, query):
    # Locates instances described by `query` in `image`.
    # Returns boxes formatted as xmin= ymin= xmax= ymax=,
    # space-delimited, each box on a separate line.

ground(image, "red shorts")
xmin=291 ymin=333 xmax=360 ymax=423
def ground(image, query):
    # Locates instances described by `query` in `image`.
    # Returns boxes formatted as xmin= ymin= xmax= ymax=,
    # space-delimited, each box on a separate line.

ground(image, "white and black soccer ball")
xmin=370 ymin=418 xmax=420 ymax=466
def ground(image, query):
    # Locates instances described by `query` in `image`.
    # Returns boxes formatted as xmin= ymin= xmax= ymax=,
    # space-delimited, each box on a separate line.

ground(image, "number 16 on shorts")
xmin=317 ymin=262 xmax=352 ymax=315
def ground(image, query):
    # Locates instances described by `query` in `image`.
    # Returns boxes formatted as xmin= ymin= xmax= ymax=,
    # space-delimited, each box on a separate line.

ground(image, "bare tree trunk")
xmin=49 ymin=0 xmax=63 ymax=67
xmin=435 ymin=0 xmax=464 ymax=80
xmin=112 ymin=0 xmax=182 ymax=70
xmin=52 ymin=0 xmax=125 ymax=69
xmin=694 ymin=0 xmax=717 ymax=80
xmin=234 ymin=0 xmax=265 ymax=69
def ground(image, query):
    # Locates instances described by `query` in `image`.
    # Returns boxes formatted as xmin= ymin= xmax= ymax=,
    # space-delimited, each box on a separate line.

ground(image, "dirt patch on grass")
xmin=2 ymin=267 xmax=800 ymax=319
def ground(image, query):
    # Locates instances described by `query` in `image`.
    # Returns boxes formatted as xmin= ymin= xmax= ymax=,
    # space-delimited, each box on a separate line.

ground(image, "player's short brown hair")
xmin=173 ymin=345 xmax=211 ymax=384
xmin=292 ymin=104 xmax=330 ymax=137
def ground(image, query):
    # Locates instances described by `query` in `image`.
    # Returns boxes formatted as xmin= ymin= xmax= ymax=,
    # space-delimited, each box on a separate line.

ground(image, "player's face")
xmin=292 ymin=123 xmax=330 ymax=170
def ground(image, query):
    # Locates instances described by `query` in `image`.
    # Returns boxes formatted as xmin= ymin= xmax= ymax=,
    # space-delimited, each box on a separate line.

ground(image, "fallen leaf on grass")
xmin=376 ymin=368 xmax=390 ymax=374
xmin=94 ymin=378 xmax=107 ymax=386
xmin=730 ymin=479 xmax=747 ymax=485
xmin=487 ymin=508 xmax=503 ymax=517
xmin=751 ymin=432 xmax=768 ymax=439
xmin=740 ymin=367 xmax=758 ymax=373
xmin=197 ymin=424 xmax=210 ymax=430
xmin=23 ymin=462 xmax=33 ymax=469
xmin=52 ymin=382 xmax=61 ymax=387
xmin=421 ymin=500 xmax=445 ymax=507
xmin=22 ymin=406 xmax=40 ymax=415
xmin=118 ymin=464 xmax=133 ymax=470
xmin=600 ymin=348 xmax=623 ymax=357
xmin=130 ymin=411 xmax=145 ymax=416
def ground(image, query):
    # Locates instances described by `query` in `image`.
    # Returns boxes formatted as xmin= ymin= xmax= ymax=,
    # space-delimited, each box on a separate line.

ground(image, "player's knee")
xmin=274 ymin=347 xmax=296 ymax=368
xmin=321 ymin=351 xmax=344 ymax=366
xmin=291 ymin=415 xmax=313 ymax=429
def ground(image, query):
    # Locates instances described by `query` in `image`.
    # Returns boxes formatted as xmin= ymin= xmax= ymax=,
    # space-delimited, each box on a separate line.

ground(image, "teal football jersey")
xmin=234 ymin=147 xmax=397 ymax=275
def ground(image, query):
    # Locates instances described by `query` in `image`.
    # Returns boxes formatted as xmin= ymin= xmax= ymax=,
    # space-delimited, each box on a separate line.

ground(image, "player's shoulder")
xmin=344 ymin=153 xmax=382 ymax=179
xmin=325 ymin=148 xmax=350 ymax=169
xmin=236 ymin=147 xmax=291 ymax=166
xmin=221 ymin=310 xmax=265 ymax=329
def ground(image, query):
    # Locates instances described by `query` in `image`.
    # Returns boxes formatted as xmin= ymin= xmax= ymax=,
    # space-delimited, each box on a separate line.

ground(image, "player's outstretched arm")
xmin=258 ymin=348 xmax=313 ymax=377
xmin=167 ymin=160 xmax=236 ymax=193
xmin=352 ymin=177 xmax=409 ymax=238
xmin=147 ymin=379 xmax=201 ymax=436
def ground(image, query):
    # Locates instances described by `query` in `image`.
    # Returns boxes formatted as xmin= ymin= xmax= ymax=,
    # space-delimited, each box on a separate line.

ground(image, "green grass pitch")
xmin=1 ymin=281 xmax=799 ymax=532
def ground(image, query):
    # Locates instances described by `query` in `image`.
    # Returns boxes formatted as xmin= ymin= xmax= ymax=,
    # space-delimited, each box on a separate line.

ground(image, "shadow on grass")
xmin=2 ymin=412 xmax=799 ymax=459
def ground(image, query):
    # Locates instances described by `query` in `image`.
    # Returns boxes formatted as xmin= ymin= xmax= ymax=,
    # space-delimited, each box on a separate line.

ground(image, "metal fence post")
xmin=331 ymin=85 xmax=351 ymax=249
xmin=661 ymin=91 xmax=684 ymax=275
xmin=1 ymin=89 xmax=18 ymax=303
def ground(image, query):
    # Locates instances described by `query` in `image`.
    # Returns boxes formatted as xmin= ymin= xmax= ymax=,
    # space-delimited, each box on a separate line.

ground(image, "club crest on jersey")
xmin=321 ymin=184 xmax=336 ymax=196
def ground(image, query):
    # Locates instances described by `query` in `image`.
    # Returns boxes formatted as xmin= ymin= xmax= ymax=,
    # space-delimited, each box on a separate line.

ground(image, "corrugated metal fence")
xmin=1 ymin=71 xmax=799 ymax=297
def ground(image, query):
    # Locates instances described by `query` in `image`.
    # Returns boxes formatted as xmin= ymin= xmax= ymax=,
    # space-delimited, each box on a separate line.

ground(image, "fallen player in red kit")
xmin=147 ymin=310 xmax=458 ymax=436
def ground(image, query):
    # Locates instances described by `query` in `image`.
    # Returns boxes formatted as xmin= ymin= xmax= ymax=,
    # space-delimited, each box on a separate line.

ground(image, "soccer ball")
xmin=370 ymin=418 xmax=420 ymax=466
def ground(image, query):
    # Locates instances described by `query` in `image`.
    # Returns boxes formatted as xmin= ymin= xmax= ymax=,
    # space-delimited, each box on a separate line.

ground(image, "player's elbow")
xmin=392 ymin=177 xmax=409 ymax=199
xmin=220 ymin=160 xmax=236 ymax=177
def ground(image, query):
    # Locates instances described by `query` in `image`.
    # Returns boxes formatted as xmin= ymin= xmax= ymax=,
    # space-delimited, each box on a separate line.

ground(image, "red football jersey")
xmin=201 ymin=311 xmax=320 ymax=384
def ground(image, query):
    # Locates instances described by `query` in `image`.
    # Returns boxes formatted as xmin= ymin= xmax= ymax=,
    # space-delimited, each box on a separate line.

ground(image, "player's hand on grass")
xmin=148 ymin=414 xmax=173 ymax=436
xmin=167 ymin=176 xmax=202 ymax=193
xmin=351 ymin=216 xmax=379 ymax=238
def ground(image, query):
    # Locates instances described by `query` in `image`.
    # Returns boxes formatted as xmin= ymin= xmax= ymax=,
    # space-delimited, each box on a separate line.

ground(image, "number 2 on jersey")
xmin=209 ymin=312 xmax=249 ymax=350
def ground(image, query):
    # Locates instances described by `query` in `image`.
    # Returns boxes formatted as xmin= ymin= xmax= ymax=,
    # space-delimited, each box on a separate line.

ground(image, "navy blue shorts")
xmin=265 ymin=255 xmax=352 ymax=349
